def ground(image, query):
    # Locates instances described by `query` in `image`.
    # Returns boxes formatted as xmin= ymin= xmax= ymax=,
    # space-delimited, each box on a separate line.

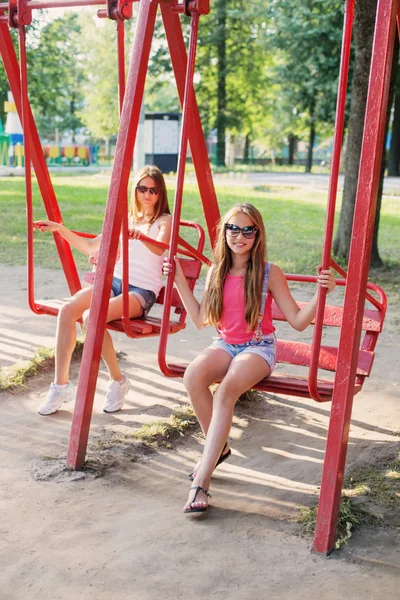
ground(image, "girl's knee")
xmin=214 ymin=378 xmax=240 ymax=407
xmin=183 ymin=362 xmax=209 ymax=394
xmin=58 ymin=301 xmax=78 ymax=322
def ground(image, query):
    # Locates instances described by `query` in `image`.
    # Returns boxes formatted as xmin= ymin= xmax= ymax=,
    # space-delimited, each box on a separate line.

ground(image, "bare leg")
xmin=185 ymin=353 xmax=271 ymax=511
xmin=54 ymin=287 xmax=94 ymax=384
xmin=183 ymin=347 xmax=233 ymax=435
xmin=183 ymin=348 xmax=232 ymax=475
xmin=82 ymin=293 xmax=143 ymax=381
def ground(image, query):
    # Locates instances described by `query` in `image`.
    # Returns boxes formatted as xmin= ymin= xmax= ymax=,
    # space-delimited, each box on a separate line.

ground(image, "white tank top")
xmin=113 ymin=218 xmax=167 ymax=296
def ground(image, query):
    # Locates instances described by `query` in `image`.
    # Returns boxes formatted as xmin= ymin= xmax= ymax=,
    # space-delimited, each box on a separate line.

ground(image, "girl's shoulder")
xmin=267 ymin=263 xmax=286 ymax=290
xmin=157 ymin=213 xmax=172 ymax=226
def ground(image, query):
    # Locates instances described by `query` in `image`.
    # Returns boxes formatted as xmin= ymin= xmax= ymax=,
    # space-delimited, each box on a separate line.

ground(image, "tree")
xmin=27 ymin=14 xmax=85 ymax=139
xmin=387 ymin=42 xmax=400 ymax=177
xmin=196 ymin=1 xmax=271 ymax=166
xmin=333 ymin=0 xmax=394 ymax=266
xmin=269 ymin=0 xmax=344 ymax=172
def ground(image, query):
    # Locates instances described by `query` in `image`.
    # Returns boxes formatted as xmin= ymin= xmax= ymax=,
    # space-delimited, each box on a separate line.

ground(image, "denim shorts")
xmin=211 ymin=333 xmax=277 ymax=372
xmin=110 ymin=277 xmax=156 ymax=317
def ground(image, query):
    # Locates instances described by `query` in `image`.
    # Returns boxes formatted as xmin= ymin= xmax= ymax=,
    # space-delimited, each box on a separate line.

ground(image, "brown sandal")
xmin=183 ymin=486 xmax=212 ymax=514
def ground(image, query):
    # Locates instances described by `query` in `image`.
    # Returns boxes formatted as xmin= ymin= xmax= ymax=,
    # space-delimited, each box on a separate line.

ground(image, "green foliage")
xmin=268 ymin=0 xmax=344 ymax=137
xmin=0 ymin=26 xmax=17 ymax=127
xmin=27 ymin=14 xmax=85 ymax=137
xmin=76 ymin=14 xmax=130 ymax=138
xmin=196 ymin=1 xmax=271 ymax=138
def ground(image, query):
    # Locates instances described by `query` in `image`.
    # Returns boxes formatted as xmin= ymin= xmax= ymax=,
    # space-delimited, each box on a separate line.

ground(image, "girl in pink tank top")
xmin=164 ymin=203 xmax=336 ymax=515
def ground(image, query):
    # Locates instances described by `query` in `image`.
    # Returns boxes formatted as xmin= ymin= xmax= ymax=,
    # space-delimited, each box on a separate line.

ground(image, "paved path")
xmin=3 ymin=165 xmax=400 ymax=195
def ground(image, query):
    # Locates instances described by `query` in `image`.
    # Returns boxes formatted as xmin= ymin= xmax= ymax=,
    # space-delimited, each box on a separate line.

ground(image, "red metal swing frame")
xmin=0 ymin=0 xmax=395 ymax=555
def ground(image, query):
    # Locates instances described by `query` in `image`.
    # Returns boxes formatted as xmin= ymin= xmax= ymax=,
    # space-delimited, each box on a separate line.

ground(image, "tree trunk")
xmin=215 ymin=0 xmax=227 ymax=167
xmin=305 ymin=101 xmax=315 ymax=173
xmin=388 ymin=90 xmax=400 ymax=176
xmin=243 ymin=132 xmax=250 ymax=164
xmin=288 ymin=133 xmax=297 ymax=165
xmin=370 ymin=32 xmax=399 ymax=266
xmin=333 ymin=0 xmax=377 ymax=260
xmin=388 ymin=37 xmax=400 ymax=177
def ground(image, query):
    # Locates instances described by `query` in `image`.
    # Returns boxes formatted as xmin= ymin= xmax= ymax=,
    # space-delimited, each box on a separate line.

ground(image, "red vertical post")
xmin=308 ymin=0 xmax=355 ymax=400
xmin=66 ymin=0 xmax=158 ymax=469
xmin=313 ymin=0 xmax=398 ymax=554
xmin=0 ymin=22 xmax=81 ymax=296
xmin=158 ymin=8 xmax=199 ymax=376
xmin=161 ymin=2 xmax=220 ymax=248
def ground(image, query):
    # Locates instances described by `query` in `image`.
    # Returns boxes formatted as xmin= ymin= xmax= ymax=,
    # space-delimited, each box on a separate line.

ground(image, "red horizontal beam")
xmin=25 ymin=0 xmax=106 ymax=8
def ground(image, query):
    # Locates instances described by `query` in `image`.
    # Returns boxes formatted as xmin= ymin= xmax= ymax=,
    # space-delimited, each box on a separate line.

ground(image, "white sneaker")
xmin=103 ymin=376 xmax=130 ymax=413
xmin=38 ymin=382 xmax=74 ymax=416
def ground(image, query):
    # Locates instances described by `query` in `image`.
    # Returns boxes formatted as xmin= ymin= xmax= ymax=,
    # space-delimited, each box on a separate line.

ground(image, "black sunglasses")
xmin=136 ymin=185 xmax=159 ymax=195
xmin=225 ymin=223 xmax=258 ymax=239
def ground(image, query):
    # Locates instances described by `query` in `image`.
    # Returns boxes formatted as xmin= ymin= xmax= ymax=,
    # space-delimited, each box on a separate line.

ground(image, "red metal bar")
xmin=313 ymin=0 xmax=398 ymax=554
xmin=0 ymin=22 xmax=81 ymax=296
xmin=115 ymin=17 xmax=133 ymax=339
xmin=25 ymin=0 xmax=106 ymax=9
xmin=308 ymin=0 xmax=355 ymax=401
xmin=161 ymin=2 xmax=220 ymax=248
xmin=66 ymin=0 xmax=158 ymax=469
xmin=158 ymin=8 xmax=199 ymax=377
xmin=17 ymin=20 xmax=39 ymax=314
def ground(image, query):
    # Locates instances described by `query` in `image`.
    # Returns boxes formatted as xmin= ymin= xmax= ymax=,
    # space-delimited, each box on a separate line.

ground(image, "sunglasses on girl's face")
xmin=225 ymin=223 xmax=258 ymax=239
xmin=136 ymin=185 xmax=159 ymax=195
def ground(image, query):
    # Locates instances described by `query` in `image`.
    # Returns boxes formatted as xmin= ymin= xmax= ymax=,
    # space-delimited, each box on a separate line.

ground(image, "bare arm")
xmin=269 ymin=264 xmax=336 ymax=331
xmin=129 ymin=214 xmax=172 ymax=256
xmin=163 ymin=257 xmax=211 ymax=329
xmin=33 ymin=220 xmax=101 ymax=255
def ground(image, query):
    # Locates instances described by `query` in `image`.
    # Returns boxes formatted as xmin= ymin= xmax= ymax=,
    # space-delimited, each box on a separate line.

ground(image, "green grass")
xmin=298 ymin=497 xmax=377 ymax=550
xmin=298 ymin=453 xmax=400 ymax=549
xmin=0 ymin=339 xmax=84 ymax=392
xmin=132 ymin=406 xmax=198 ymax=448
xmin=1 ymin=173 xmax=400 ymax=278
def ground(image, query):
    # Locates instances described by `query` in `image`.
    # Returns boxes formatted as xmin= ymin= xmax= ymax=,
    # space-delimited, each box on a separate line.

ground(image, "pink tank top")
xmin=217 ymin=264 xmax=275 ymax=344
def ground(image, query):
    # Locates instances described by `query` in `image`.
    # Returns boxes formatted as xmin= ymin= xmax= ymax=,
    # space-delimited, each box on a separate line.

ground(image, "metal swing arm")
xmin=308 ymin=0 xmax=355 ymax=401
xmin=3 ymin=0 xmax=129 ymax=314
xmin=0 ymin=21 xmax=82 ymax=296
xmin=158 ymin=5 xmax=200 ymax=377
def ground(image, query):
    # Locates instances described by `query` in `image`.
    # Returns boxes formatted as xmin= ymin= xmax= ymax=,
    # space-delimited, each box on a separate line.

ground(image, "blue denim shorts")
xmin=211 ymin=333 xmax=277 ymax=371
xmin=110 ymin=277 xmax=156 ymax=317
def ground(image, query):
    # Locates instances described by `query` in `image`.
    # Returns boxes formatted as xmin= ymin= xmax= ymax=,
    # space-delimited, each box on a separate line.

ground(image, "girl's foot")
xmin=188 ymin=442 xmax=231 ymax=481
xmin=183 ymin=485 xmax=211 ymax=514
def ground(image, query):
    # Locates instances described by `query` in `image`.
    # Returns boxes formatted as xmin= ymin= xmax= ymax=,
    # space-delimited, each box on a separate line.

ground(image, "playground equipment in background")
xmin=43 ymin=144 xmax=99 ymax=166
xmin=0 ymin=0 xmax=395 ymax=555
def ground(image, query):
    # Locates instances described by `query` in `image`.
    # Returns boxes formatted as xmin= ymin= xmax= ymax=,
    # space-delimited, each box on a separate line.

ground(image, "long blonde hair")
xmin=205 ymin=203 xmax=267 ymax=330
xmin=129 ymin=165 xmax=170 ymax=226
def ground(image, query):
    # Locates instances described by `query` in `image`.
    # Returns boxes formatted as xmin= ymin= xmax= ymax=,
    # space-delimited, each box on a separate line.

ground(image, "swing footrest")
xmin=107 ymin=317 xmax=185 ymax=337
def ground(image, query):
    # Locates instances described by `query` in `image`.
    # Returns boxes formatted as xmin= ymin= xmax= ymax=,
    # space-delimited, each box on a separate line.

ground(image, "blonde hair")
xmin=205 ymin=203 xmax=267 ymax=330
xmin=129 ymin=165 xmax=170 ymax=226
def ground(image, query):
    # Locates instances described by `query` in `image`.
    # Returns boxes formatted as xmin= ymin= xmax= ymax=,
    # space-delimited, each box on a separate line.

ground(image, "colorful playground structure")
xmin=0 ymin=0 xmax=395 ymax=556
xmin=1 ymin=92 xmax=99 ymax=166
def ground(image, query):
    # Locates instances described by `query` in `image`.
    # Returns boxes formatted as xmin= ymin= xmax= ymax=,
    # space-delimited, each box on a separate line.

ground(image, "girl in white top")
xmin=33 ymin=165 xmax=172 ymax=415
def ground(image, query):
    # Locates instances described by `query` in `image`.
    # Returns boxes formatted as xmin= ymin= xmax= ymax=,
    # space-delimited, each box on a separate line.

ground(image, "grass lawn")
xmin=1 ymin=173 xmax=399 ymax=284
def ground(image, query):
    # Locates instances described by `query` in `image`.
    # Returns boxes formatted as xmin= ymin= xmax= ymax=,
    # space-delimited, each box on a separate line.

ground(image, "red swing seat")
xmin=166 ymin=274 xmax=387 ymax=402
xmin=34 ymin=220 xmax=205 ymax=339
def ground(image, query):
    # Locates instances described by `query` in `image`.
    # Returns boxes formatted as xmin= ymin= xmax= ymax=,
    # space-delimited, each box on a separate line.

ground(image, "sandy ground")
xmin=0 ymin=264 xmax=399 ymax=600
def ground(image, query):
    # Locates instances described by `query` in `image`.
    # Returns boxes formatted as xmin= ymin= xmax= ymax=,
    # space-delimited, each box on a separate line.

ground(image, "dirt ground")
xmin=0 ymin=264 xmax=399 ymax=600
